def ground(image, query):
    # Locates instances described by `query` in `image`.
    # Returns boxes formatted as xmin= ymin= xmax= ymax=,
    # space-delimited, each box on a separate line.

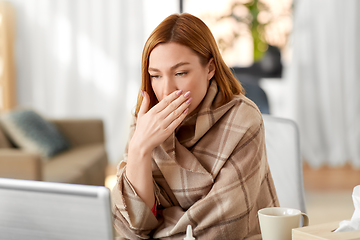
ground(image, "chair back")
xmin=262 ymin=114 xmax=306 ymax=213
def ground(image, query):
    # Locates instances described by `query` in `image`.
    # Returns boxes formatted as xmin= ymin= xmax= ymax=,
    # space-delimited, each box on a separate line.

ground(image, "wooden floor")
xmin=302 ymin=162 xmax=358 ymax=225
xmin=106 ymin=162 xmax=359 ymax=226
xmin=303 ymin=162 xmax=360 ymax=191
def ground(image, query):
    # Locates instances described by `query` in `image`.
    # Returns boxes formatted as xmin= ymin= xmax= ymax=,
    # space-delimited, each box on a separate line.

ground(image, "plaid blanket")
xmin=112 ymin=80 xmax=279 ymax=239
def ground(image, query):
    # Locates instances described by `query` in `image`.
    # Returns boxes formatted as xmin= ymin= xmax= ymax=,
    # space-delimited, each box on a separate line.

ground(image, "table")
xmin=292 ymin=221 xmax=360 ymax=240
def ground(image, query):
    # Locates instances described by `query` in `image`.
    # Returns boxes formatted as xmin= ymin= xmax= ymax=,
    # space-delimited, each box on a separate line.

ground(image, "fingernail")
xmin=176 ymin=90 xmax=183 ymax=96
xmin=186 ymin=97 xmax=192 ymax=104
xmin=184 ymin=91 xmax=191 ymax=98
xmin=141 ymin=90 xmax=145 ymax=97
xmin=184 ymin=108 xmax=189 ymax=114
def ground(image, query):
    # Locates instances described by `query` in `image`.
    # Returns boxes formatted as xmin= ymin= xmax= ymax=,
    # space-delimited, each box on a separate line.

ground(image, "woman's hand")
xmin=130 ymin=89 xmax=192 ymax=156
xmin=125 ymin=89 xmax=191 ymax=209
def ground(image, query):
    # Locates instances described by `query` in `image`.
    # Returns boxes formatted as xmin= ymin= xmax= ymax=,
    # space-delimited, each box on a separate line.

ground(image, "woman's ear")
xmin=207 ymin=58 xmax=215 ymax=81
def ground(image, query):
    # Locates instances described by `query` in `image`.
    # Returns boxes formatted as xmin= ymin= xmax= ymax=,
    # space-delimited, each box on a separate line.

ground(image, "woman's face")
xmin=148 ymin=42 xmax=215 ymax=115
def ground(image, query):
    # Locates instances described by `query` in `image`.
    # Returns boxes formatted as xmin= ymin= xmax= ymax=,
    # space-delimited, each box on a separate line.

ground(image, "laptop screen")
xmin=0 ymin=178 xmax=114 ymax=240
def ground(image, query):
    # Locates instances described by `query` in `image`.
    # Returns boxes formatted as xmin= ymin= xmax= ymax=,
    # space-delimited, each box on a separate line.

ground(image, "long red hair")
xmin=135 ymin=13 xmax=243 ymax=116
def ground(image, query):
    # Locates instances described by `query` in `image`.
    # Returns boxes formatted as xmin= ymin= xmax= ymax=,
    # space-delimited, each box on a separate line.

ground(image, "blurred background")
xmin=1 ymin=0 xmax=360 ymax=225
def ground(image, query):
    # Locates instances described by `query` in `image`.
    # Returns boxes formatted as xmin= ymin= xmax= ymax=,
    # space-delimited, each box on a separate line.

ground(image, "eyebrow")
xmin=148 ymin=62 xmax=190 ymax=72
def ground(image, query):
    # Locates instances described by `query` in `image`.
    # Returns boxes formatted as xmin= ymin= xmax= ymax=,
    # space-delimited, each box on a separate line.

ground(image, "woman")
xmin=112 ymin=13 xmax=279 ymax=239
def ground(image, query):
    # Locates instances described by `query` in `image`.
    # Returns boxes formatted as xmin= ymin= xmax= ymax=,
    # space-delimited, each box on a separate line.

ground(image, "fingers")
xmin=152 ymin=90 xmax=184 ymax=114
xmin=134 ymin=89 xmax=191 ymax=151
xmin=139 ymin=89 xmax=191 ymax=131
xmin=138 ymin=90 xmax=150 ymax=118
xmin=161 ymin=94 xmax=191 ymax=127
xmin=154 ymin=90 xmax=191 ymax=118
xmin=154 ymin=91 xmax=191 ymax=136
xmin=165 ymin=105 xmax=190 ymax=131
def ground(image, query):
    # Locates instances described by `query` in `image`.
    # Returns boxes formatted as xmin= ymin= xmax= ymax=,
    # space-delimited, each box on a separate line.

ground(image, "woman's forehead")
xmin=148 ymin=43 xmax=201 ymax=70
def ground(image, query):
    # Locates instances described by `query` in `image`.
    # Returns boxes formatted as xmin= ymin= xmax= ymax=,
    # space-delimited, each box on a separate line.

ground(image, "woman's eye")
xmin=150 ymin=75 xmax=160 ymax=79
xmin=175 ymin=72 xmax=187 ymax=77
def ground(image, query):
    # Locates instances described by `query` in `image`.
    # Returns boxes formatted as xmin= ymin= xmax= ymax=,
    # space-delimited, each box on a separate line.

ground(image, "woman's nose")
xmin=163 ymin=77 xmax=177 ymax=97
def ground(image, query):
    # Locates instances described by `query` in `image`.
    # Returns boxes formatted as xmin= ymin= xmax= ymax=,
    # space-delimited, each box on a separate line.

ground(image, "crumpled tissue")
xmin=334 ymin=185 xmax=360 ymax=232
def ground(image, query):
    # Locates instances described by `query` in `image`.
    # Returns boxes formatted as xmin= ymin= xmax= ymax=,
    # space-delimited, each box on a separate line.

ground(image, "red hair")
xmin=135 ymin=13 xmax=243 ymax=116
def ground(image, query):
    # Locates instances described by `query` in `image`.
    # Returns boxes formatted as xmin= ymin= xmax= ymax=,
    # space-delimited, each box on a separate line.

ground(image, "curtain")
xmin=7 ymin=0 xmax=144 ymax=163
xmin=284 ymin=0 xmax=360 ymax=167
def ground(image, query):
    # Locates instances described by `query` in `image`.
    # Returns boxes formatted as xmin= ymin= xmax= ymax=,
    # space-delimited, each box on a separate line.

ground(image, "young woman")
xmin=112 ymin=13 xmax=279 ymax=239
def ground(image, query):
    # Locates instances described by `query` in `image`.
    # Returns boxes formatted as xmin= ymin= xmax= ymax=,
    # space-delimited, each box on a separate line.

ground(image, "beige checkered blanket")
xmin=112 ymin=80 xmax=279 ymax=239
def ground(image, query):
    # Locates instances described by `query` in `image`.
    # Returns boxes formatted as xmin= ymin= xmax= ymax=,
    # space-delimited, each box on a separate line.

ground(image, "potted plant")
xmin=215 ymin=0 xmax=291 ymax=64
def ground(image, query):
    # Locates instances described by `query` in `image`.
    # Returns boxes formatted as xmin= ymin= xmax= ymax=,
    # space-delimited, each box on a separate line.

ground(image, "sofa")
xmin=0 ymin=118 xmax=108 ymax=186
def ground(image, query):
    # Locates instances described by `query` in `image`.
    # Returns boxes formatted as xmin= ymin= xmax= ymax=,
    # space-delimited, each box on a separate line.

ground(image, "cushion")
xmin=43 ymin=143 xmax=107 ymax=185
xmin=0 ymin=126 xmax=11 ymax=148
xmin=0 ymin=109 xmax=70 ymax=158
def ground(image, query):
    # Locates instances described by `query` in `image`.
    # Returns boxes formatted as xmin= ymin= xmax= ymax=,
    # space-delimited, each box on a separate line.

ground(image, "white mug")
xmin=258 ymin=207 xmax=309 ymax=240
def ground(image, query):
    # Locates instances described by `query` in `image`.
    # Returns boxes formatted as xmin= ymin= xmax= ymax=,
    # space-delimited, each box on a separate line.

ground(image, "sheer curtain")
xmin=285 ymin=0 xmax=360 ymax=167
xmin=8 ymin=0 xmax=144 ymax=163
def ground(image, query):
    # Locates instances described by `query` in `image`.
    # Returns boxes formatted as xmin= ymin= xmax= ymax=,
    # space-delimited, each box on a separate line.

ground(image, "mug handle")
xmin=301 ymin=213 xmax=309 ymax=227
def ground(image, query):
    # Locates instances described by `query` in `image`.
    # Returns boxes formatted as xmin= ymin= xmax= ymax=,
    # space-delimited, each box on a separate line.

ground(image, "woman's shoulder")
xmin=228 ymin=94 xmax=263 ymax=127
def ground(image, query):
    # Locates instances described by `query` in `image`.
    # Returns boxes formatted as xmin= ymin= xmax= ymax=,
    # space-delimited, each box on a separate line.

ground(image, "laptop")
xmin=0 ymin=177 xmax=115 ymax=240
